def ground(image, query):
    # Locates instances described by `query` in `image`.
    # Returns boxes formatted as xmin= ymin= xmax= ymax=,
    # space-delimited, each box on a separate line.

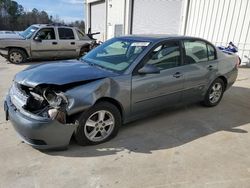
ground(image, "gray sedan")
xmin=4 ymin=35 xmax=239 ymax=149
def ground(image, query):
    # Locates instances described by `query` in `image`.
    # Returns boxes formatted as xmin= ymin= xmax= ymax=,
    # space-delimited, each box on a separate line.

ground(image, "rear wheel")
xmin=8 ymin=48 xmax=27 ymax=64
xmin=74 ymin=102 xmax=121 ymax=145
xmin=203 ymin=78 xmax=225 ymax=107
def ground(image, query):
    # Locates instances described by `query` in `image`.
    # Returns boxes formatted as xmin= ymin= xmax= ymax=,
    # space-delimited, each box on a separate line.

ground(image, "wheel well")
xmin=218 ymin=76 xmax=228 ymax=90
xmin=81 ymin=44 xmax=90 ymax=49
xmin=95 ymin=97 xmax=124 ymax=120
xmin=80 ymin=44 xmax=90 ymax=52
xmin=7 ymin=47 xmax=29 ymax=57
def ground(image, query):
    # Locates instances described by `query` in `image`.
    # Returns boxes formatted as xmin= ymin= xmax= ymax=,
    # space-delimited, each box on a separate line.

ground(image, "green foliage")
xmin=0 ymin=0 xmax=85 ymax=31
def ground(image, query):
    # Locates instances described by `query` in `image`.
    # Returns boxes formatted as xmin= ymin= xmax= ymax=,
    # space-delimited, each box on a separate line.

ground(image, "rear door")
xmin=57 ymin=27 xmax=79 ymax=58
xmin=181 ymin=39 xmax=218 ymax=101
xmin=131 ymin=40 xmax=185 ymax=114
xmin=31 ymin=27 xmax=59 ymax=58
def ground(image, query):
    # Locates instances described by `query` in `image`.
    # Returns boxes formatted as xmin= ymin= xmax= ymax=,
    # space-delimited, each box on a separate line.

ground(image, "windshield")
xmin=82 ymin=38 xmax=151 ymax=72
xmin=20 ymin=26 xmax=39 ymax=39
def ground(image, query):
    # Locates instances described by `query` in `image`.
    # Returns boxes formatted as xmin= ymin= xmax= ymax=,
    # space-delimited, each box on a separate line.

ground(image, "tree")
xmin=0 ymin=0 xmax=85 ymax=31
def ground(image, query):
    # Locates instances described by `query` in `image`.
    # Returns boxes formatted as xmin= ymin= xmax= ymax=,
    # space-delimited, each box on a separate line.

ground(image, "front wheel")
xmin=8 ymin=48 xmax=27 ymax=64
xmin=74 ymin=102 xmax=121 ymax=145
xmin=203 ymin=78 xmax=225 ymax=107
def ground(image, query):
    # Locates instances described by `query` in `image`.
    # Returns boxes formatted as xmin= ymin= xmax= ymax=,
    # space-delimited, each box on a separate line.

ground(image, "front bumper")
xmin=4 ymin=95 xmax=77 ymax=149
xmin=0 ymin=49 xmax=8 ymax=58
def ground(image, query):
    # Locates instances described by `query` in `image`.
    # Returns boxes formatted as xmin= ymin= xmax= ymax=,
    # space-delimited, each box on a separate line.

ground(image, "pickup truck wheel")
xmin=79 ymin=46 xmax=90 ymax=57
xmin=8 ymin=48 xmax=27 ymax=64
xmin=203 ymin=78 xmax=225 ymax=107
xmin=74 ymin=102 xmax=121 ymax=146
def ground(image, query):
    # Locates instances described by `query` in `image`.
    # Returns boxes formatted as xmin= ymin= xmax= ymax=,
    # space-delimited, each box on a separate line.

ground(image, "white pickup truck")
xmin=0 ymin=24 xmax=95 ymax=64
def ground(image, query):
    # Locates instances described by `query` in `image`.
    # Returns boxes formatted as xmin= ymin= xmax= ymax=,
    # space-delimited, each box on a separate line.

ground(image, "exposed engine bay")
xmin=11 ymin=82 xmax=68 ymax=124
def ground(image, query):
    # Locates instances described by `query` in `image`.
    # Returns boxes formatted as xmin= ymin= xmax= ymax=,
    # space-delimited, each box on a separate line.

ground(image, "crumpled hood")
xmin=0 ymin=33 xmax=25 ymax=40
xmin=14 ymin=60 xmax=118 ymax=87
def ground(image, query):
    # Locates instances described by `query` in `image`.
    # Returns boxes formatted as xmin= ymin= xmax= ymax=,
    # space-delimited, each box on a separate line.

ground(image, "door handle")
xmin=71 ymin=42 xmax=75 ymax=45
xmin=207 ymin=65 xmax=214 ymax=70
xmin=52 ymin=42 xmax=58 ymax=45
xmin=173 ymin=72 xmax=182 ymax=78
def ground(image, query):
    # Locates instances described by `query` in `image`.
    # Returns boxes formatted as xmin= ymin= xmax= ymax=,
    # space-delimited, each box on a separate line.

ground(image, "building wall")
xmin=131 ymin=0 xmax=185 ymax=35
xmin=85 ymin=0 xmax=250 ymax=61
xmin=185 ymin=0 xmax=250 ymax=61
xmin=86 ymin=0 xmax=187 ymax=40
xmin=106 ymin=0 xmax=126 ymax=39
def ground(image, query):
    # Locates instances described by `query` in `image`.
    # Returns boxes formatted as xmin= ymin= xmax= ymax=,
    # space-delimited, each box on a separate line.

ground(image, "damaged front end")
xmin=17 ymin=83 xmax=68 ymax=123
xmin=5 ymin=82 xmax=78 ymax=149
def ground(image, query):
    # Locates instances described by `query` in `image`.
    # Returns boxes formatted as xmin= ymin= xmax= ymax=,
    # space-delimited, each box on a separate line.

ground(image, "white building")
xmin=85 ymin=0 xmax=250 ymax=61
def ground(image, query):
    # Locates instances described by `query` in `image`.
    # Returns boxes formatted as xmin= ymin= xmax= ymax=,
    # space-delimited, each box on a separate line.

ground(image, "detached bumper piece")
xmin=5 ymin=96 xmax=77 ymax=149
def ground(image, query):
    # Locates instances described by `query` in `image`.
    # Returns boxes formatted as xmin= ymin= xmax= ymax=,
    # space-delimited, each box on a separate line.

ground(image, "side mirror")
xmin=34 ymin=36 xmax=42 ymax=42
xmin=138 ymin=64 xmax=160 ymax=74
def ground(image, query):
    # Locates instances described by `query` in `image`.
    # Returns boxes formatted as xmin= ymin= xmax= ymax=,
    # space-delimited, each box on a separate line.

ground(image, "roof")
xmin=31 ymin=24 xmax=74 ymax=29
xmin=117 ymin=34 xmax=208 ymax=43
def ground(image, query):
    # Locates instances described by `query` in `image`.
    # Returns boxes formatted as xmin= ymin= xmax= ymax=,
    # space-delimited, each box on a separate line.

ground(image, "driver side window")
xmin=145 ymin=41 xmax=181 ymax=70
xmin=35 ymin=28 xmax=56 ymax=40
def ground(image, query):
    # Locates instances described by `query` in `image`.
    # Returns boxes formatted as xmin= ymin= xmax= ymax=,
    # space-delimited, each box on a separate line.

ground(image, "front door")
xmin=31 ymin=28 xmax=59 ymax=59
xmin=131 ymin=40 xmax=185 ymax=115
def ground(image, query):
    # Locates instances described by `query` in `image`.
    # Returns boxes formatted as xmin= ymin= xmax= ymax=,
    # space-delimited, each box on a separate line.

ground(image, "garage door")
xmin=132 ymin=0 xmax=184 ymax=34
xmin=90 ymin=1 xmax=106 ymax=41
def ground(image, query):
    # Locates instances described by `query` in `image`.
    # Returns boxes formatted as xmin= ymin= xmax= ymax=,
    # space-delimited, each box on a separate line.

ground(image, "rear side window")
xmin=207 ymin=44 xmax=216 ymax=60
xmin=184 ymin=40 xmax=208 ymax=64
xmin=58 ymin=28 xmax=75 ymax=40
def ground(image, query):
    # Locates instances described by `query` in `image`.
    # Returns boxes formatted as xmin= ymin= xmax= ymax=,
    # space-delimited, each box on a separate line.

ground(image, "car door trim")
xmin=135 ymin=88 xmax=184 ymax=104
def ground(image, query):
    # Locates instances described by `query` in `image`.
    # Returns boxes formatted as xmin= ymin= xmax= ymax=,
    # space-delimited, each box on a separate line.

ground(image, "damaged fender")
xmin=65 ymin=78 xmax=116 ymax=115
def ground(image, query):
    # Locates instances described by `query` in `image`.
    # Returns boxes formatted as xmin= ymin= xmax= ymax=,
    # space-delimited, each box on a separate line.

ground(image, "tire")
xmin=79 ymin=46 xmax=90 ymax=57
xmin=238 ymin=57 xmax=242 ymax=65
xmin=8 ymin=48 xmax=27 ymax=64
xmin=74 ymin=102 xmax=121 ymax=146
xmin=203 ymin=78 xmax=225 ymax=107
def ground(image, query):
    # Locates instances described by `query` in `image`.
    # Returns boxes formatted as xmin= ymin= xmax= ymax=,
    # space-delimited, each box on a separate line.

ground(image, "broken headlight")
xmin=43 ymin=88 xmax=68 ymax=109
xmin=43 ymin=88 xmax=68 ymax=123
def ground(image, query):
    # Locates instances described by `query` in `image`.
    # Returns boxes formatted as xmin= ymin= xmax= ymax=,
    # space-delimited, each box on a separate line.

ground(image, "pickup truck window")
xmin=77 ymin=30 xmax=86 ymax=40
xmin=58 ymin=28 xmax=75 ymax=40
xmin=35 ymin=28 xmax=55 ymax=40
xmin=20 ymin=26 xmax=38 ymax=39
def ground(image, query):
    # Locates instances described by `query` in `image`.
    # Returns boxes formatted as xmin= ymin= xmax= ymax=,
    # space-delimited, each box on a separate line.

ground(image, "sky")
xmin=15 ymin=0 xmax=85 ymax=23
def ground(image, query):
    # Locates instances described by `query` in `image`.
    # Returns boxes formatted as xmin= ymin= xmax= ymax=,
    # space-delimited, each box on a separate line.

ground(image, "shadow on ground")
xmin=43 ymin=86 xmax=250 ymax=157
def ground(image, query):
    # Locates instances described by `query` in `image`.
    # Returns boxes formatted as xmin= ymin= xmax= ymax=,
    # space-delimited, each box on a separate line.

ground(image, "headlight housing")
xmin=43 ymin=88 xmax=68 ymax=109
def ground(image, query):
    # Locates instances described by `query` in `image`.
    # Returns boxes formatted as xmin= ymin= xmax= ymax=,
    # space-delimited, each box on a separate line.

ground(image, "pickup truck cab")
xmin=0 ymin=24 xmax=94 ymax=64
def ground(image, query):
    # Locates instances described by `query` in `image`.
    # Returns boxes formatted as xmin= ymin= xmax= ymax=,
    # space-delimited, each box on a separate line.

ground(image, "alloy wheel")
xmin=209 ymin=82 xmax=223 ymax=104
xmin=84 ymin=110 xmax=115 ymax=142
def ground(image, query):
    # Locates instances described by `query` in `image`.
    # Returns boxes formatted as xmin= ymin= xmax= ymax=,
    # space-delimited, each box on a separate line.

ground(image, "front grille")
xmin=9 ymin=82 xmax=28 ymax=110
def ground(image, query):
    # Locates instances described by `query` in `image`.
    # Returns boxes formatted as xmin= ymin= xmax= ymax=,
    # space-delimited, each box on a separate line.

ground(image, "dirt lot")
xmin=0 ymin=56 xmax=250 ymax=188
